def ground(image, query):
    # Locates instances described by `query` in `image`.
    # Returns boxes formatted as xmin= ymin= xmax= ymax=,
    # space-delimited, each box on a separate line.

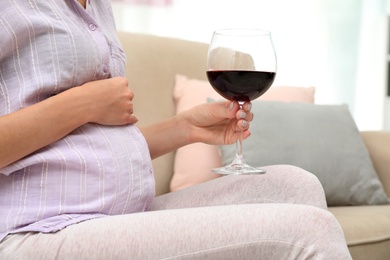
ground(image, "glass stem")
xmin=235 ymin=103 xmax=244 ymax=165
xmin=235 ymin=133 xmax=244 ymax=164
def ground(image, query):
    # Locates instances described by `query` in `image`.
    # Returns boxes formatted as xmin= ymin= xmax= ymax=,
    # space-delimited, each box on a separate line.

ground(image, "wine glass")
xmin=206 ymin=28 xmax=277 ymax=175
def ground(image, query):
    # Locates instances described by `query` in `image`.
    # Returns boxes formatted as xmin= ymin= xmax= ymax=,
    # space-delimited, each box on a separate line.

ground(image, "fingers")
xmin=224 ymin=100 xmax=254 ymax=132
xmin=242 ymin=101 xmax=252 ymax=112
xmin=233 ymin=101 xmax=252 ymax=133
xmin=235 ymin=101 xmax=253 ymax=122
xmin=125 ymin=94 xmax=138 ymax=125
xmin=122 ymin=82 xmax=138 ymax=124
xmin=213 ymin=100 xmax=254 ymax=131
xmin=121 ymin=89 xmax=137 ymax=125
xmin=126 ymin=114 xmax=139 ymax=125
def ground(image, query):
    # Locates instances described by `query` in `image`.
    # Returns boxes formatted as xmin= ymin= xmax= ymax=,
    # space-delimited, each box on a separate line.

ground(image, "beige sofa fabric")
xmin=362 ymin=131 xmax=390 ymax=196
xmin=118 ymin=31 xmax=208 ymax=195
xmin=329 ymin=205 xmax=390 ymax=260
xmin=117 ymin=31 xmax=390 ymax=260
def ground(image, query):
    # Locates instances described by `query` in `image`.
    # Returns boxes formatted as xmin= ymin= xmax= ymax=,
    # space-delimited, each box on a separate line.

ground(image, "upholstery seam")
xmin=347 ymin=234 xmax=390 ymax=246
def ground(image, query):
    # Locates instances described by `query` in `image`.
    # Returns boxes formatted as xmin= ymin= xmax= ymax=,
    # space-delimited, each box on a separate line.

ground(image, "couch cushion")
xmin=219 ymin=101 xmax=389 ymax=206
xmin=329 ymin=205 xmax=390 ymax=260
xmin=170 ymin=74 xmax=316 ymax=192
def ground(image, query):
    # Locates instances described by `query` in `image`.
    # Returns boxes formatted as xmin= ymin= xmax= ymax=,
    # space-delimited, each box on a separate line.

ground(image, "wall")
xmin=112 ymin=0 xmax=389 ymax=130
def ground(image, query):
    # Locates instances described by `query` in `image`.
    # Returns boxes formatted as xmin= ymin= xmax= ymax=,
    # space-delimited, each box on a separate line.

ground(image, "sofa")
xmin=117 ymin=31 xmax=390 ymax=260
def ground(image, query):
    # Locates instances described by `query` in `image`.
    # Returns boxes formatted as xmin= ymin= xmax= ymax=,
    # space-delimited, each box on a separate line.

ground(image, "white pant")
xmin=0 ymin=165 xmax=352 ymax=259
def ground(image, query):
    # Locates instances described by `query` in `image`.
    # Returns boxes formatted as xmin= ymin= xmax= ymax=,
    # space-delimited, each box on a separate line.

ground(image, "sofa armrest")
xmin=361 ymin=131 xmax=390 ymax=197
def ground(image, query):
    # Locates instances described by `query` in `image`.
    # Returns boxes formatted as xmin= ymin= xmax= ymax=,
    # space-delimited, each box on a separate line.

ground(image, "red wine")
xmin=207 ymin=70 xmax=276 ymax=102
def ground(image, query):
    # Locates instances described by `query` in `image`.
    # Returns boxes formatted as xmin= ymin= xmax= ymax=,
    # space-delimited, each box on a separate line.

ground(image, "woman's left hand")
xmin=181 ymin=100 xmax=254 ymax=145
xmin=140 ymin=100 xmax=253 ymax=159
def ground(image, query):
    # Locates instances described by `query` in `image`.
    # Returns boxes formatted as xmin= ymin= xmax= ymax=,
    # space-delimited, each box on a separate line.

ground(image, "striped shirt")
xmin=0 ymin=0 xmax=155 ymax=242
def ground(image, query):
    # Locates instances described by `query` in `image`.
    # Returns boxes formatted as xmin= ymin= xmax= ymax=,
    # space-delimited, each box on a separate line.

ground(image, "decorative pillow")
xmin=219 ymin=101 xmax=390 ymax=206
xmin=170 ymin=74 xmax=316 ymax=192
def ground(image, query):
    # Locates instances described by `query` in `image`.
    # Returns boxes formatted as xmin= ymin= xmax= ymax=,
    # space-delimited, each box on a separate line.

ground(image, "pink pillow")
xmin=170 ymin=74 xmax=315 ymax=192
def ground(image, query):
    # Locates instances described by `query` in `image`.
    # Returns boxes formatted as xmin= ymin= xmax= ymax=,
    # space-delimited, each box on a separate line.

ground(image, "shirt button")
xmin=103 ymin=66 xmax=109 ymax=73
xmin=89 ymin=23 xmax=97 ymax=31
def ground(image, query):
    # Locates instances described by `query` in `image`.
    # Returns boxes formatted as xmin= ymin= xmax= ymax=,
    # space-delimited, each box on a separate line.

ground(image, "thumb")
xmin=208 ymin=101 xmax=239 ymax=120
xmin=221 ymin=101 xmax=240 ymax=119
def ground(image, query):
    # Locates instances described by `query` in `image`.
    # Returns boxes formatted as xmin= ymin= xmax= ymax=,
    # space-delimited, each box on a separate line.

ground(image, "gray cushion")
xmin=219 ymin=101 xmax=390 ymax=206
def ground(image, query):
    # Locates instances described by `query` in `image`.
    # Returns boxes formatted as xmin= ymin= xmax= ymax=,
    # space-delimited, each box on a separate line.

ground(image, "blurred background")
xmin=112 ymin=0 xmax=390 ymax=131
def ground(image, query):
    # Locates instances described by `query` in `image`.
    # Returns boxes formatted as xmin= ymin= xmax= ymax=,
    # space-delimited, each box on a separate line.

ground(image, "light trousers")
xmin=0 ymin=165 xmax=352 ymax=259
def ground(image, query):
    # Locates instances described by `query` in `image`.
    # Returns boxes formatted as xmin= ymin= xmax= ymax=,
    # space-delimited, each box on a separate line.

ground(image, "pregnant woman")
xmin=0 ymin=1 xmax=351 ymax=259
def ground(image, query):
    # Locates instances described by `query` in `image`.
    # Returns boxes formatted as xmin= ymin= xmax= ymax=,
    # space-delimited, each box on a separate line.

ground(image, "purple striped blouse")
xmin=0 ymin=0 xmax=155 ymax=242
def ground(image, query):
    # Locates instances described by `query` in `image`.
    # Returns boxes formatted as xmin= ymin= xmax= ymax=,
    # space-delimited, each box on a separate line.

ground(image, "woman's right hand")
xmin=79 ymin=77 xmax=138 ymax=126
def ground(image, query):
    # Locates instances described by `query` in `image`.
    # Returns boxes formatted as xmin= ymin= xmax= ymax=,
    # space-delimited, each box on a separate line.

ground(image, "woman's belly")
xmin=0 ymin=123 xmax=155 ymax=237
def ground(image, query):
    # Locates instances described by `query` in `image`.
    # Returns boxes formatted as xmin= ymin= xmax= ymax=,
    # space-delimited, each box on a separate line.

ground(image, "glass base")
xmin=212 ymin=162 xmax=266 ymax=175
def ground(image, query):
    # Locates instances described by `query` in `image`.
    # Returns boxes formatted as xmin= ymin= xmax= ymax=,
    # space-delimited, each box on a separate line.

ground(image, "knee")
xmin=268 ymin=164 xmax=320 ymax=181
xmin=262 ymin=164 xmax=327 ymax=208
xmin=266 ymin=164 xmax=324 ymax=190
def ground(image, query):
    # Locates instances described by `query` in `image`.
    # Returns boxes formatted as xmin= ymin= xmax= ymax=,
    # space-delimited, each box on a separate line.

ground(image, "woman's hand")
xmin=181 ymin=101 xmax=254 ymax=145
xmin=0 ymin=77 xmax=137 ymax=169
xmin=79 ymin=77 xmax=138 ymax=125
xmin=140 ymin=100 xmax=254 ymax=160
